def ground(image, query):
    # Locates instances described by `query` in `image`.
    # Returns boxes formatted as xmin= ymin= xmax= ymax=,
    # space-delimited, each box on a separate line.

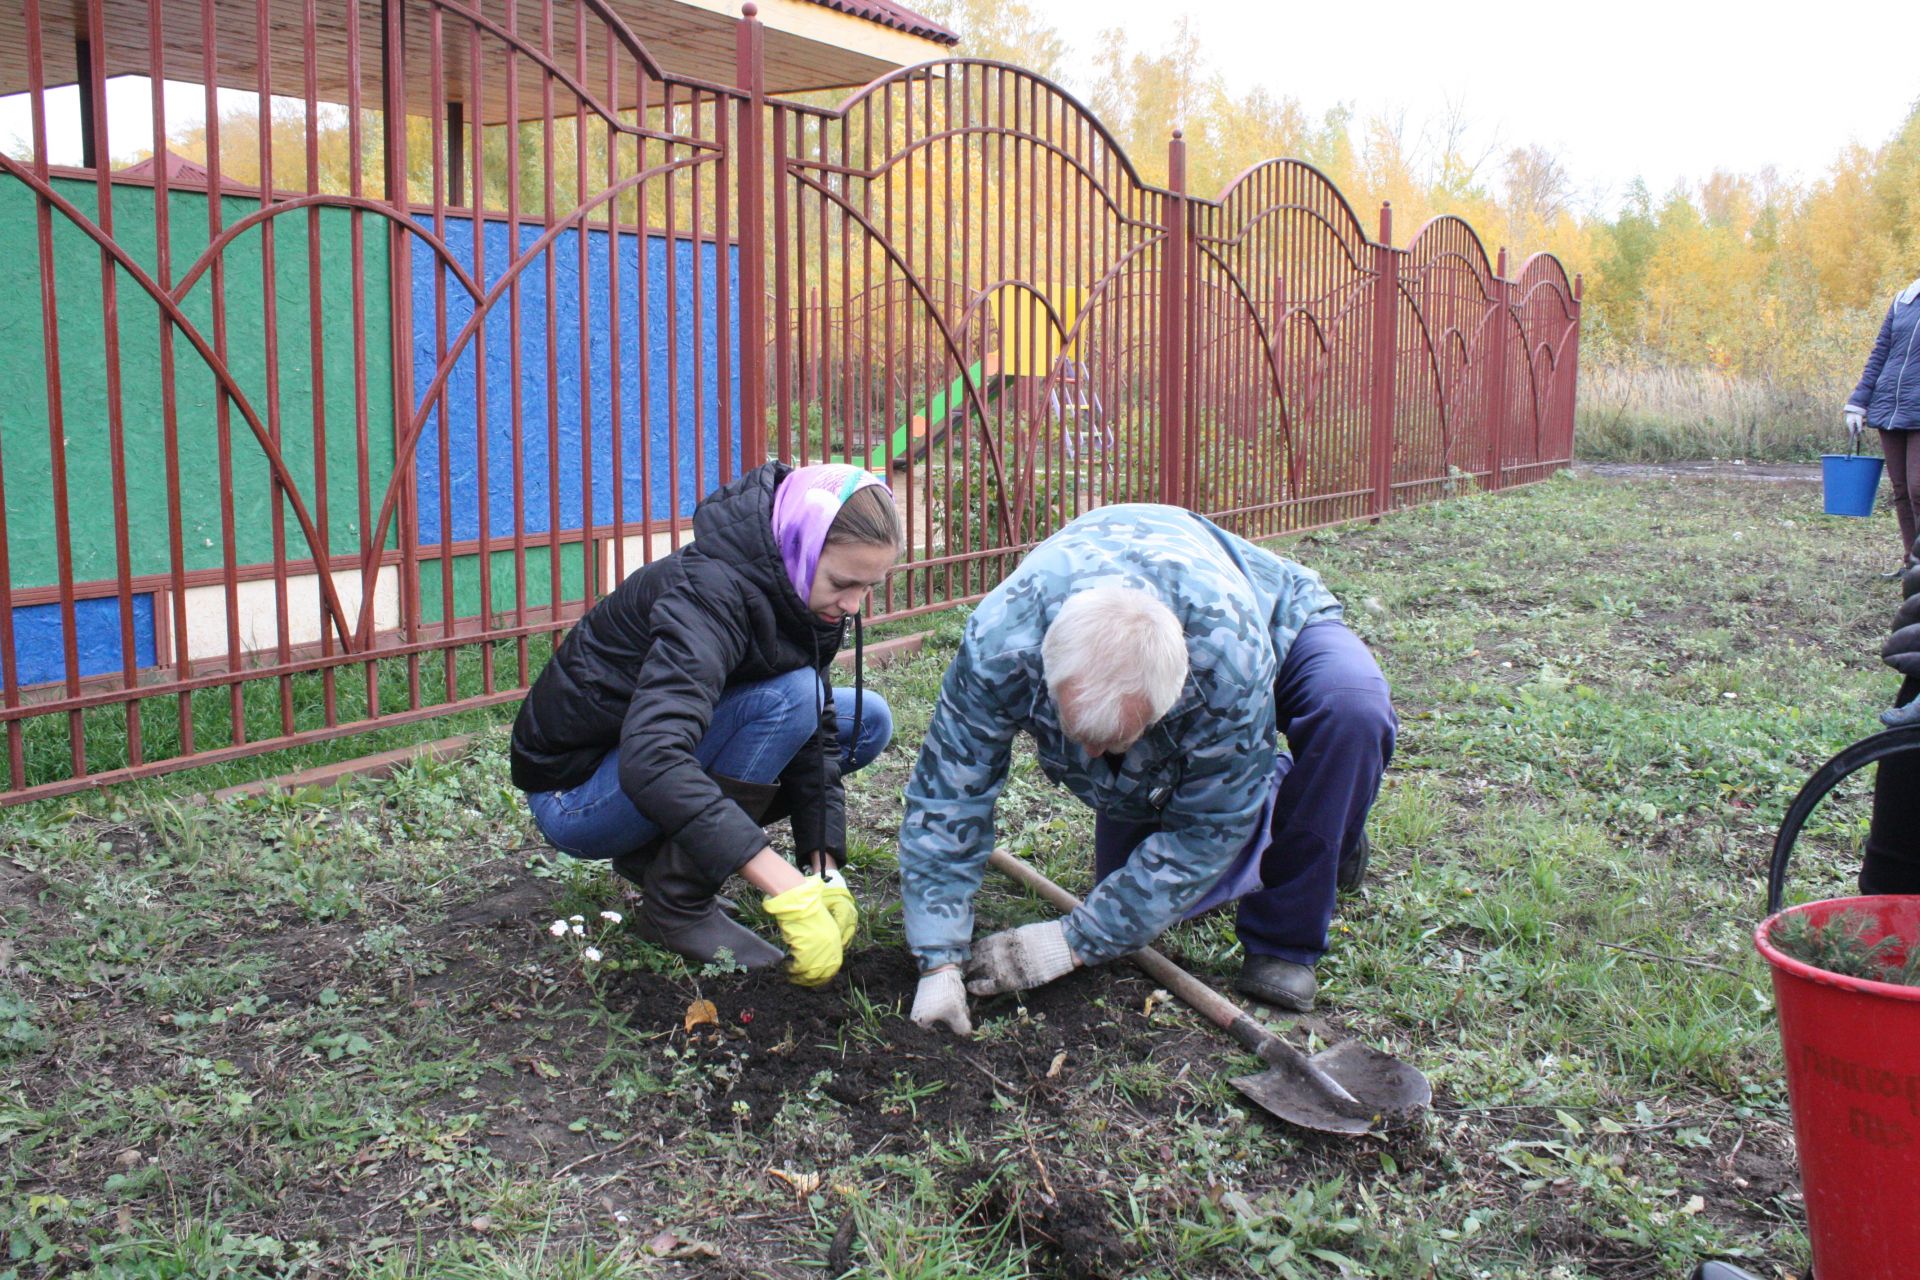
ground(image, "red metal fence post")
xmin=1160 ymin=131 xmax=1188 ymax=506
xmin=381 ymin=0 xmax=420 ymax=704
xmin=735 ymin=5 xmax=769 ymax=468
xmin=1368 ymin=202 xmax=1396 ymax=517
xmin=1488 ymin=245 xmax=1511 ymax=491
xmin=1568 ymin=273 xmax=1585 ymax=464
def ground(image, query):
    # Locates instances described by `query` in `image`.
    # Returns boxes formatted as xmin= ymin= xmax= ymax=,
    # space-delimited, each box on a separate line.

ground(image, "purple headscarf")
xmin=770 ymin=464 xmax=890 ymax=605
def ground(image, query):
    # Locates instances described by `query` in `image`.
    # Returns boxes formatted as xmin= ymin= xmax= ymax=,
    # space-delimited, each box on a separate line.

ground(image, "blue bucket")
xmin=1822 ymin=453 xmax=1884 ymax=518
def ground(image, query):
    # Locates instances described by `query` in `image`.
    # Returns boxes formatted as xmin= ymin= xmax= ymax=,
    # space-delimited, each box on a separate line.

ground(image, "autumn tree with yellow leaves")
xmin=928 ymin=0 xmax=1920 ymax=459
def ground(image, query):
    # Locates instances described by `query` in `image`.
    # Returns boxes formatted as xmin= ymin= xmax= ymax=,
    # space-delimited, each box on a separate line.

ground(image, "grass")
xmin=0 ymin=468 xmax=1903 ymax=1278
xmin=1576 ymin=361 xmax=1853 ymax=462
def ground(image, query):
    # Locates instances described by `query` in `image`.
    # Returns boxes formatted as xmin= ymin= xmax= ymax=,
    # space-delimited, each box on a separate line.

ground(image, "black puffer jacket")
xmin=510 ymin=462 xmax=846 ymax=877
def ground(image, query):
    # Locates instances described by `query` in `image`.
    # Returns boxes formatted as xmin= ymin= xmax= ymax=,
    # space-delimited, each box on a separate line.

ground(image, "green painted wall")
xmin=416 ymin=544 xmax=594 ymax=627
xmin=0 ymin=177 xmax=398 ymax=591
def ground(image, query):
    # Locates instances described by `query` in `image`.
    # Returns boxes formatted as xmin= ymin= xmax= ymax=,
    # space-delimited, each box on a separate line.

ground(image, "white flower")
xmin=569 ymin=914 xmax=585 ymax=924
xmin=600 ymin=910 xmax=624 ymax=924
xmin=582 ymin=947 xmax=603 ymax=963
xmin=548 ymin=920 xmax=569 ymax=938
xmin=571 ymin=923 xmax=585 ymax=936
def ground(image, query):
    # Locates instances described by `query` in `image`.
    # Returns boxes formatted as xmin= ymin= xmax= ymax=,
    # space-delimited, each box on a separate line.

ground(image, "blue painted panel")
xmin=8 ymin=594 xmax=157 ymax=688
xmin=410 ymin=216 xmax=743 ymax=545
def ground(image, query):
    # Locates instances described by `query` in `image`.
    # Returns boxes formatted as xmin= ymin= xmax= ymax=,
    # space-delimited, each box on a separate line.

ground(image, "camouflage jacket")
xmin=898 ymin=504 xmax=1343 ymax=970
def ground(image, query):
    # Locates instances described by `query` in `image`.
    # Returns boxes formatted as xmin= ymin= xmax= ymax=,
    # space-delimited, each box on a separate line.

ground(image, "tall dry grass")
xmin=1575 ymin=361 xmax=1857 ymax=462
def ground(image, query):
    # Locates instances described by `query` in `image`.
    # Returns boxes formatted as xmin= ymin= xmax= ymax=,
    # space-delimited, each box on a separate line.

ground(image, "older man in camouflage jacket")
xmin=900 ymin=503 xmax=1397 ymax=1034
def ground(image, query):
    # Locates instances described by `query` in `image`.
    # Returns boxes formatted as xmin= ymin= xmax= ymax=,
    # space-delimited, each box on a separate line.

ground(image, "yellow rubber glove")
xmin=762 ymin=879 xmax=844 ymax=987
xmin=814 ymin=871 xmax=860 ymax=951
xmin=820 ymin=881 xmax=858 ymax=948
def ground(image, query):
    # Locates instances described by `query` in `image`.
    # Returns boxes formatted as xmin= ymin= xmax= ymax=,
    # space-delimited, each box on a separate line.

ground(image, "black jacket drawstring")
xmin=815 ymin=611 xmax=864 ymax=859
xmin=807 ymin=612 xmax=861 ymax=866
xmin=850 ymin=612 xmax=865 ymax=768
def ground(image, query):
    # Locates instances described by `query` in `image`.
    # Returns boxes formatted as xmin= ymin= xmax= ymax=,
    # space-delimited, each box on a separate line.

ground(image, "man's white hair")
xmin=1041 ymin=586 xmax=1188 ymax=746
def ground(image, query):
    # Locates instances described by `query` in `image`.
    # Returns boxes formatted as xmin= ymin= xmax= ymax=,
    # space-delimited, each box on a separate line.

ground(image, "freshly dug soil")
xmin=602 ymin=949 xmax=1169 ymax=1277
xmin=954 ymin=1160 xmax=1143 ymax=1280
xmin=604 ymin=947 xmax=1175 ymax=1149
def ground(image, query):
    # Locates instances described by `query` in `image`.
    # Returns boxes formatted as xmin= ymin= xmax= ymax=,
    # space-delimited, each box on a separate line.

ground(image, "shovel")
xmin=987 ymin=850 xmax=1430 ymax=1136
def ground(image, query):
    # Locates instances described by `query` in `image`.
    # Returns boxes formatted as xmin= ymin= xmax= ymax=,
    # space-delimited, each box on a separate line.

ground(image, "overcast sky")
xmin=5 ymin=0 xmax=1916 ymax=217
xmin=1043 ymin=0 xmax=1920 ymax=213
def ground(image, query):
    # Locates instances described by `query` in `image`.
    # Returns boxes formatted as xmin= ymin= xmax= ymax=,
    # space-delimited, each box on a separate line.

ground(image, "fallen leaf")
xmin=1681 ymin=1194 xmax=1705 ymax=1216
xmin=767 ymin=1167 xmax=823 ymax=1197
xmin=470 ymin=1214 xmax=493 ymax=1232
xmin=1046 ymin=1051 xmax=1067 ymax=1079
xmin=1143 ymin=988 xmax=1172 ymax=1017
xmin=648 ymin=1230 xmax=721 ymax=1260
xmin=684 ymin=999 xmax=719 ymax=1032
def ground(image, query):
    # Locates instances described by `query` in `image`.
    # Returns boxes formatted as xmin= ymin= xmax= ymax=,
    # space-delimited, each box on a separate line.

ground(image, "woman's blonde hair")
xmin=825 ymin=482 xmax=903 ymax=550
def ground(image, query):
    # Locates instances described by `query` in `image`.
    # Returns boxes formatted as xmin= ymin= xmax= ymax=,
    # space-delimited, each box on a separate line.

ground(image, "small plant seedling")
xmin=1772 ymin=910 xmax=1920 ymax=986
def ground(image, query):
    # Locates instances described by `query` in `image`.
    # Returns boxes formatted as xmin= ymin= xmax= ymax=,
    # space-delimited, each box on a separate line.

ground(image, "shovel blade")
xmin=1231 ymin=1039 xmax=1432 ymax=1136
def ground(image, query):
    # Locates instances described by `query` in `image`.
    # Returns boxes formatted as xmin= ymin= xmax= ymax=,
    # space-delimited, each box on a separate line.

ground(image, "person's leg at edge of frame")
xmin=1901 ymin=430 xmax=1920 ymax=566
xmin=1233 ymin=622 xmax=1396 ymax=1001
xmin=526 ymin=666 xmax=826 ymax=862
xmin=1882 ymin=428 xmax=1919 ymax=566
xmin=1861 ymin=676 xmax=1920 ymax=896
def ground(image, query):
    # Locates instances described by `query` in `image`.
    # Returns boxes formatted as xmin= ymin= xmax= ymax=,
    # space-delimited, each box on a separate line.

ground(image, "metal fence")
xmin=0 ymin=0 xmax=1581 ymax=803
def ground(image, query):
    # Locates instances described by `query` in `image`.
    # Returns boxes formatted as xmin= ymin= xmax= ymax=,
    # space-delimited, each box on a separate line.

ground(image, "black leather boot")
xmin=618 ymin=775 xmax=785 ymax=970
xmin=630 ymin=836 xmax=784 ymax=969
xmin=1336 ymin=831 xmax=1371 ymax=895
xmin=1234 ymin=955 xmax=1317 ymax=1013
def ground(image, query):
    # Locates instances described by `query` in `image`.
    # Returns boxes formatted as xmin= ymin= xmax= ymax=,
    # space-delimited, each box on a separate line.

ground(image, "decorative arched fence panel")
xmin=1394 ymin=215 xmax=1503 ymax=505
xmin=0 ymin=3 xmax=1578 ymax=802
xmin=394 ymin=0 xmax=747 ymax=707
xmin=1510 ymin=252 xmax=1581 ymax=480
xmin=767 ymin=61 xmax=1172 ymax=617
xmin=1188 ymin=158 xmax=1381 ymax=539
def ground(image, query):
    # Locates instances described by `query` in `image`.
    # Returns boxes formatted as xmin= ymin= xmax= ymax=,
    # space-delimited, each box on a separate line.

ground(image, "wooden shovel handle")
xmin=986 ymin=849 xmax=1268 ymax=1052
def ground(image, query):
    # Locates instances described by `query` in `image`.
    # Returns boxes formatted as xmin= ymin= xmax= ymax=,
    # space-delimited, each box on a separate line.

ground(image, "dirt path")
xmin=1574 ymin=460 xmax=1823 ymax=484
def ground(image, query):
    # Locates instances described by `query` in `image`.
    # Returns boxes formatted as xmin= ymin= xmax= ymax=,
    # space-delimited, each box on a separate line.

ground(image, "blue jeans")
xmin=1093 ymin=620 xmax=1395 ymax=966
xmin=525 ymin=666 xmax=892 ymax=861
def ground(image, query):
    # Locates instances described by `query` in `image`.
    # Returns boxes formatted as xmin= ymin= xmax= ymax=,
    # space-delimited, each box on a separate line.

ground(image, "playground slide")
xmin=836 ymin=354 xmax=1012 ymax=473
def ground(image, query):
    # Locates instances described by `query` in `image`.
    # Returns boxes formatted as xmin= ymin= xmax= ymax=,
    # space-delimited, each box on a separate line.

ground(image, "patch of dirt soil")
xmin=1681 ymin=1127 xmax=1803 ymax=1238
xmin=604 ymin=947 xmax=1181 ymax=1152
xmin=955 ymin=1161 xmax=1142 ymax=1280
xmin=0 ymin=857 xmax=48 ymax=914
xmin=1575 ymin=461 xmax=1822 ymax=485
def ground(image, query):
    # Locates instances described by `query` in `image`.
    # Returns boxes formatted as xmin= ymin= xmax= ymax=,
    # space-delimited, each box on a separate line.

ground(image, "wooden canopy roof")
xmin=0 ymin=0 xmax=957 ymax=120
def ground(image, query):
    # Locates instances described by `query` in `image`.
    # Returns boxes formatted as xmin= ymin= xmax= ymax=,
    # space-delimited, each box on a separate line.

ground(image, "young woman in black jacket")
xmin=510 ymin=461 xmax=899 ymax=987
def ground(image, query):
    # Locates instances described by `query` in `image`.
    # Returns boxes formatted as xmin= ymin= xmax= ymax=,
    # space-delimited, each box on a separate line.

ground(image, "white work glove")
xmin=909 ymin=966 xmax=972 ymax=1034
xmin=1845 ymin=405 xmax=1866 ymax=439
xmin=964 ymin=920 xmax=1080 ymax=996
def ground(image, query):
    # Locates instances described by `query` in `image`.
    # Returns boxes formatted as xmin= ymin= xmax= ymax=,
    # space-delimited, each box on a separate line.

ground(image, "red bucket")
xmin=1755 ymin=896 xmax=1920 ymax=1278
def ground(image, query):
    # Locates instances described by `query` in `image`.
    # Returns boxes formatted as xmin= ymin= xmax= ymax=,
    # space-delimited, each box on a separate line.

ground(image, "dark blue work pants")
xmin=1093 ymin=620 xmax=1396 ymax=966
